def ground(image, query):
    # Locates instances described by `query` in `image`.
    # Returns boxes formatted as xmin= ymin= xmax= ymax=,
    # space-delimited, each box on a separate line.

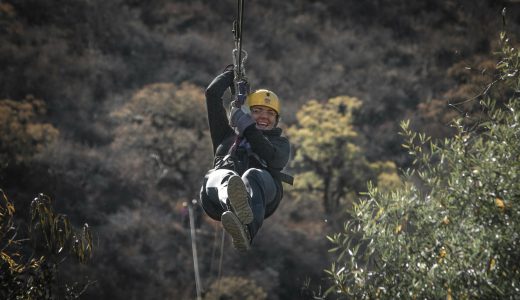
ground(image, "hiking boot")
xmin=227 ymin=175 xmax=253 ymax=224
xmin=221 ymin=211 xmax=251 ymax=252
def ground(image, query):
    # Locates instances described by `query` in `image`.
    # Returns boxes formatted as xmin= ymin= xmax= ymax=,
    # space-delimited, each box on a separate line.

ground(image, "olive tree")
xmin=324 ymin=30 xmax=520 ymax=299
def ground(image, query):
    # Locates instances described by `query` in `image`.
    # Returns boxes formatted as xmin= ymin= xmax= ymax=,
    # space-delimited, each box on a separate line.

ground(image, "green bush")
xmin=324 ymin=30 xmax=519 ymax=299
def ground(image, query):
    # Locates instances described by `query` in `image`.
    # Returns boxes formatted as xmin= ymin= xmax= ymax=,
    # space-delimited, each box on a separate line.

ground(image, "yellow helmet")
xmin=246 ymin=89 xmax=280 ymax=115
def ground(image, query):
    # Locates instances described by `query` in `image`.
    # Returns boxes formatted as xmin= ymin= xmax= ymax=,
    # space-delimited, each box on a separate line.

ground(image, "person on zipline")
xmin=200 ymin=66 xmax=292 ymax=251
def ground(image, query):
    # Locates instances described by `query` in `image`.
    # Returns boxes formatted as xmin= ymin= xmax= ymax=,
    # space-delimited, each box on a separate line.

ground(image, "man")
xmin=200 ymin=67 xmax=292 ymax=251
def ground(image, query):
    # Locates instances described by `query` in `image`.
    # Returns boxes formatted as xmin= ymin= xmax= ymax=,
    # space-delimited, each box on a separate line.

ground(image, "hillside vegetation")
xmin=1 ymin=0 xmax=519 ymax=299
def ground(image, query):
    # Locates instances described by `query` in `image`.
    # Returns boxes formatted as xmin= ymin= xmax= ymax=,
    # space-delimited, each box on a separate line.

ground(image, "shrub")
xmin=0 ymin=190 xmax=93 ymax=299
xmin=324 ymin=30 xmax=520 ymax=299
xmin=204 ymin=276 xmax=267 ymax=300
xmin=0 ymin=96 xmax=59 ymax=170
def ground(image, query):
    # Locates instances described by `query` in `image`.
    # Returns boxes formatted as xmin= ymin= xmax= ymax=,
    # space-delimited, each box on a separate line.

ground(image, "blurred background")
xmin=1 ymin=0 xmax=519 ymax=299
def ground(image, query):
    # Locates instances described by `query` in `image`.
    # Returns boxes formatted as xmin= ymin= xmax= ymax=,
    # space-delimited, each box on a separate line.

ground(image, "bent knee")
xmin=243 ymin=168 xmax=268 ymax=180
xmin=242 ymin=168 xmax=276 ymax=187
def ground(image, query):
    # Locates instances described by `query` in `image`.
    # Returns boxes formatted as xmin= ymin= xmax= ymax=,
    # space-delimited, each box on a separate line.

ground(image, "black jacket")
xmin=205 ymin=70 xmax=291 ymax=216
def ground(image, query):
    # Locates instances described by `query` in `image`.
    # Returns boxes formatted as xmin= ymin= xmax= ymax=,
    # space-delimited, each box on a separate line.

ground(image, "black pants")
xmin=200 ymin=168 xmax=277 ymax=239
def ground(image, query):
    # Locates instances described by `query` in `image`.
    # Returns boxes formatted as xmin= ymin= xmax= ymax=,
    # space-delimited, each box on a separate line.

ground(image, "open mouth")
xmin=256 ymin=121 xmax=270 ymax=129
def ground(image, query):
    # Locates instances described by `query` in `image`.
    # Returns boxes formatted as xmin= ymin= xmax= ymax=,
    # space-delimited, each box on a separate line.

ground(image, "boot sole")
xmin=221 ymin=211 xmax=250 ymax=252
xmin=227 ymin=175 xmax=253 ymax=224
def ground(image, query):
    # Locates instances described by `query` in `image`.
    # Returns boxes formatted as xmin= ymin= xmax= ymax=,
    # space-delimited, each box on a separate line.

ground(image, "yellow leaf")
xmin=394 ymin=224 xmax=402 ymax=234
xmin=438 ymin=247 xmax=447 ymax=259
xmin=495 ymin=197 xmax=505 ymax=212
xmin=1 ymin=252 xmax=21 ymax=271
xmin=488 ymin=257 xmax=496 ymax=271
xmin=375 ymin=207 xmax=384 ymax=220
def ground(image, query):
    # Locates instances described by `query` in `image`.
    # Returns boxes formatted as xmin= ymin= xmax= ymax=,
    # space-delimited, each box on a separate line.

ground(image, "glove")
xmin=223 ymin=64 xmax=234 ymax=72
xmin=230 ymin=103 xmax=255 ymax=136
xmin=223 ymin=64 xmax=237 ymax=96
xmin=205 ymin=68 xmax=234 ymax=99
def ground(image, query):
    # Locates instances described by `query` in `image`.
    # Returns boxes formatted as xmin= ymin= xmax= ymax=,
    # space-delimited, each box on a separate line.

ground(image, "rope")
xmin=209 ymin=225 xmax=220 ymax=275
xmin=216 ymin=227 xmax=226 ymax=293
xmin=188 ymin=202 xmax=202 ymax=300
xmin=188 ymin=205 xmax=226 ymax=298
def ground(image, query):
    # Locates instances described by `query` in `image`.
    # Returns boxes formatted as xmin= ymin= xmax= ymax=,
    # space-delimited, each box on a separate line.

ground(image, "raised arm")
xmin=205 ymin=69 xmax=235 ymax=154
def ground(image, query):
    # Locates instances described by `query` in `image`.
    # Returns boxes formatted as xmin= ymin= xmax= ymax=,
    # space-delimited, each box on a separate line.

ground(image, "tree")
xmin=0 ymin=190 xmax=93 ymax=299
xmin=413 ymin=53 xmax=507 ymax=139
xmin=0 ymin=96 xmax=59 ymax=171
xmin=287 ymin=96 xmax=401 ymax=215
xmin=324 ymin=30 xmax=520 ymax=299
xmin=203 ymin=276 xmax=267 ymax=300
xmin=70 ymin=82 xmax=215 ymax=299
xmin=109 ymin=82 xmax=212 ymax=199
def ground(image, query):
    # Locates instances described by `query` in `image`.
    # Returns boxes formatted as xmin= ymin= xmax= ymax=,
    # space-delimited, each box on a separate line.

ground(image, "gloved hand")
xmin=223 ymin=64 xmax=234 ymax=72
xmin=223 ymin=64 xmax=236 ymax=95
xmin=230 ymin=102 xmax=255 ymax=136
xmin=205 ymin=68 xmax=234 ymax=99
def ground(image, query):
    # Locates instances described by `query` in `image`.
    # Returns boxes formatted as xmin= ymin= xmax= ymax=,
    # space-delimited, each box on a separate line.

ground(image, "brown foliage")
xmin=0 ymin=96 xmax=59 ymax=169
xmin=1 ymin=190 xmax=93 ymax=299
xmin=414 ymin=55 xmax=505 ymax=138
xmin=204 ymin=276 xmax=267 ymax=300
xmin=110 ymin=82 xmax=211 ymax=198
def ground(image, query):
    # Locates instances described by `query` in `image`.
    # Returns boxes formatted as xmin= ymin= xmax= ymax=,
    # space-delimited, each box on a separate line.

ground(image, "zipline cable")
xmin=232 ymin=0 xmax=249 ymax=108
xmin=232 ymin=0 xmax=246 ymax=82
xmin=229 ymin=0 xmax=250 ymax=156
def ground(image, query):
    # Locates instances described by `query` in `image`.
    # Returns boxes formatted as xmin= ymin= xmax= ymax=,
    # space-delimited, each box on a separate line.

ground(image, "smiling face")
xmin=250 ymin=105 xmax=278 ymax=130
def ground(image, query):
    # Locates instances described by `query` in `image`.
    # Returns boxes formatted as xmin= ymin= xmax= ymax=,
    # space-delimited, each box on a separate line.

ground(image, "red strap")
xmin=228 ymin=136 xmax=242 ymax=156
